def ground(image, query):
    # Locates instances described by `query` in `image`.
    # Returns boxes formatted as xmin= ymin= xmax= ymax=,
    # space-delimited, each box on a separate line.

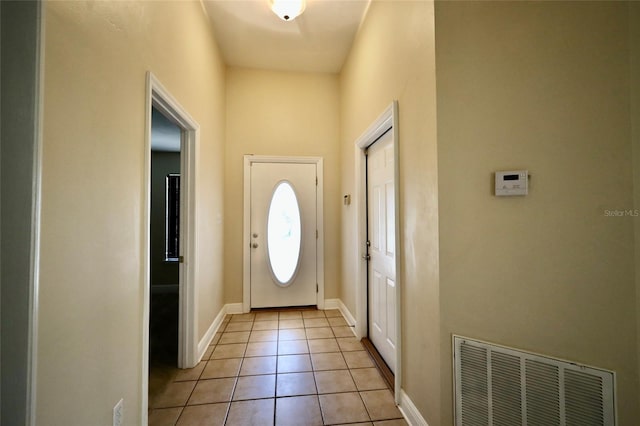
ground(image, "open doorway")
xmin=148 ymin=106 xmax=181 ymax=395
xmin=143 ymin=73 xmax=199 ymax=423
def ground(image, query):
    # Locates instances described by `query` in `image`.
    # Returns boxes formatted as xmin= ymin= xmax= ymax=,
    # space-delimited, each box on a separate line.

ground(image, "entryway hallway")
xmin=148 ymin=308 xmax=406 ymax=425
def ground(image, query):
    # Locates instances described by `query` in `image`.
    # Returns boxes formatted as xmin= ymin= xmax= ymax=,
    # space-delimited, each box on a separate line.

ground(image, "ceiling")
xmin=202 ymin=0 xmax=371 ymax=73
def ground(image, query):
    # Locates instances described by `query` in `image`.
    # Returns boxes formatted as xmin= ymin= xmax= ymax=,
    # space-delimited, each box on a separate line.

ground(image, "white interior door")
xmin=250 ymin=162 xmax=317 ymax=308
xmin=366 ymin=130 xmax=396 ymax=372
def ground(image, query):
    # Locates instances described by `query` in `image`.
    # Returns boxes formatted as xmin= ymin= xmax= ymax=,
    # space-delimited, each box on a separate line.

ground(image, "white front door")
xmin=366 ymin=129 xmax=397 ymax=372
xmin=250 ymin=162 xmax=317 ymax=308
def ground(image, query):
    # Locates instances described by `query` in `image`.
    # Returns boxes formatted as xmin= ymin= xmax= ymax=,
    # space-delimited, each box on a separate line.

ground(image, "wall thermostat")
xmin=495 ymin=170 xmax=528 ymax=196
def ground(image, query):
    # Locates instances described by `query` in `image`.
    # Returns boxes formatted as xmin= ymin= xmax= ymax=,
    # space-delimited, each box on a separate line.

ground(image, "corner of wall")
xmin=324 ymin=298 xmax=357 ymax=331
xmin=399 ymin=389 xmax=430 ymax=426
xmin=197 ymin=303 xmax=243 ymax=362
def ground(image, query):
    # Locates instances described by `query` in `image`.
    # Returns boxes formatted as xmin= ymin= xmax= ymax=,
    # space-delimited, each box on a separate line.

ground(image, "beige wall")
xmin=39 ymin=2 xmax=226 ymax=424
xmin=224 ymin=68 xmax=341 ymax=304
xmin=436 ymin=1 xmax=638 ymax=424
xmin=631 ymin=0 xmax=640 ymax=409
xmin=35 ymin=1 xmax=640 ymax=424
xmin=340 ymin=1 xmax=441 ymax=423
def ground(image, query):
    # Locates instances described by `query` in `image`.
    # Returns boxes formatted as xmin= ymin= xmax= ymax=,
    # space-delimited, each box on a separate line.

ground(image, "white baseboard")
xmin=323 ymin=298 xmax=339 ymax=310
xmin=324 ymin=298 xmax=357 ymax=328
xmin=323 ymin=300 xmax=427 ymax=425
xmin=196 ymin=300 xmax=426 ymax=426
xmin=399 ymin=389 xmax=429 ymax=426
xmin=196 ymin=306 xmax=226 ymax=361
xmin=225 ymin=302 xmax=243 ymax=315
xmin=196 ymin=303 xmax=243 ymax=362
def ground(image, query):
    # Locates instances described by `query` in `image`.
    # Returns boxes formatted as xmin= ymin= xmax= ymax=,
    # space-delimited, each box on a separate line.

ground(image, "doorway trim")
xmin=242 ymin=155 xmax=324 ymax=313
xmin=142 ymin=72 xmax=199 ymax=422
xmin=2 ymin=1 xmax=48 ymax=424
xmin=354 ymin=101 xmax=402 ymax=403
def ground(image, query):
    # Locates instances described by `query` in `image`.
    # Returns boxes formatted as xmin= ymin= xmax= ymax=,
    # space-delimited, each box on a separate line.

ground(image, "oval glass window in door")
xmin=267 ymin=181 xmax=302 ymax=286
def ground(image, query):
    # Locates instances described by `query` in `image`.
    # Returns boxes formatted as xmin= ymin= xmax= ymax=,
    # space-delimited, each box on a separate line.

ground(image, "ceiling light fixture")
xmin=269 ymin=0 xmax=306 ymax=22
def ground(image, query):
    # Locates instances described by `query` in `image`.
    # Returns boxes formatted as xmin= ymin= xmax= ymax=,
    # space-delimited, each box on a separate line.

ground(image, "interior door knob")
xmin=252 ymin=243 xmax=259 ymax=248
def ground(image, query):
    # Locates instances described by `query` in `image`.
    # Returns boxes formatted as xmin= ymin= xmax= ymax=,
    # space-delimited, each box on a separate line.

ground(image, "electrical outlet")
xmin=113 ymin=398 xmax=123 ymax=426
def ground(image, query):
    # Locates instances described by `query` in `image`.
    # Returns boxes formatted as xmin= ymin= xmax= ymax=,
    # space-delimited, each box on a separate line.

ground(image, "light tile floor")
xmin=149 ymin=308 xmax=407 ymax=426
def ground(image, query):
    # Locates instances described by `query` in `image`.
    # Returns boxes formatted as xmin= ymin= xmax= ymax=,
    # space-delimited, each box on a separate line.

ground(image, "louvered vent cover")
xmin=454 ymin=336 xmax=615 ymax=426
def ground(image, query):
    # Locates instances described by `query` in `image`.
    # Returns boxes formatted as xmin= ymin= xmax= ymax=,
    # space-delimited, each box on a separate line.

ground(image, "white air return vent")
xmin=454 ymin=336 xmax=616 ymax=426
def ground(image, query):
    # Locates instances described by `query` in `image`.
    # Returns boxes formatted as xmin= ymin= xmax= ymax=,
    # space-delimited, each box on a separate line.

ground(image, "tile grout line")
xmin=151 ymin=309 xmax=398 ymax=425
xmin=170 ymin=317 xmax=222 ymax=424
xmin=273 ymin=312 xmax=280 ymax=426
xmin=223 ymin=314 xmax=250 ymax=426
xmin=172 ymin=332 xmax=219 ymax=425
xmin=315 ymin=313 xmax=333 ymax=426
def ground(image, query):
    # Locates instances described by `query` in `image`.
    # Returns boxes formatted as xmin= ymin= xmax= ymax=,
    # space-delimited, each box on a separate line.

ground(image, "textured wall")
xmin=436 ymin=2 xmax=638 ymax=423
xmin=630 ymin=0 xmax=640 ymax=411
xmin=39 ymin=1 xmax=226 ymax=424
xmin=340 ymin=1 xmax=441 ymax=423
xmin=224 ymin=68 xmax=341 ymax=304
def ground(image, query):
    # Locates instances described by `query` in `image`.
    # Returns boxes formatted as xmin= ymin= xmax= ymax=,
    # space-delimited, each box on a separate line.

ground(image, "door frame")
xmin=354 ymin=101 xmax=402 ymax=403
xmin=142 ymin=72 xmax=199 ymax=421
xmin=1 ymin=1 xmax=46 ymax=424
xmin=242 ymin=155 xmax=324 ymax=313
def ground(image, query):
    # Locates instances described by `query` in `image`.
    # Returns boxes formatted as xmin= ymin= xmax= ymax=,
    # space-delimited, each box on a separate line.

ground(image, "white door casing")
xmin=142 ymin=72 xmax=199 ymax=424
xmin=354 ymin=101 xmax=401 ymax=403
xmin=243 ymin=156 xmax=325 ymax=311
xmin=366 ymin=130 xmax=397 ymax=372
